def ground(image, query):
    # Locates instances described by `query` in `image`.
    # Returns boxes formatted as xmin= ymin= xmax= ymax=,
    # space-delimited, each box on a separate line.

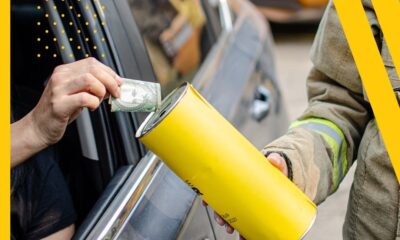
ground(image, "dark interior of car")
xmin=11 ymin=1 xmax=105 ymax=226
xmin=11 ymin=0 xmax=226 ymax=236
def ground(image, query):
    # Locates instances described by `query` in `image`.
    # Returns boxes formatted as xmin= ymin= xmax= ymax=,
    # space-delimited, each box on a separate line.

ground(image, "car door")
xmin=37 ymin=0 xmax=289 ymax=239
xmin=115 ymin=0 xmax=289 ymax=239
xmin=12 ymin=0 xmax=213 ymax=239
xmin=44 ymin=0 xmax=213 ymax=239
xmin=172 ymin=0 xmax=289 ymax=238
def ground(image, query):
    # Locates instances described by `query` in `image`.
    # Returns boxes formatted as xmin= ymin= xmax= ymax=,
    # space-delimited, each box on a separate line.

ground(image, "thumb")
xmin=266 ymin=153 xmax=288 ymax=177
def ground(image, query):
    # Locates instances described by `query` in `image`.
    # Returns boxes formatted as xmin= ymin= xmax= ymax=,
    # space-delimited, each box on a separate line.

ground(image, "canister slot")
xmin=136 ymin=83 xmax=189 ymax=138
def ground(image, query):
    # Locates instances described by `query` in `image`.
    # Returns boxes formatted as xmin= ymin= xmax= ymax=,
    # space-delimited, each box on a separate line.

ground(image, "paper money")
xmin=110 ymin=78 xmax=161 ymax=112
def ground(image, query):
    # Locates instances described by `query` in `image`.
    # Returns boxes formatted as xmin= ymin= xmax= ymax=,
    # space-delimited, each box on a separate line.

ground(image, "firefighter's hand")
xmin=205 ymin=152 xmax=288 ymax=238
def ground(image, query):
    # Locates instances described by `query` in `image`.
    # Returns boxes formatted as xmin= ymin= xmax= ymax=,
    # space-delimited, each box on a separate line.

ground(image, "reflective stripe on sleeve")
xmin=290 ymin=118 xmax=348 ymax=189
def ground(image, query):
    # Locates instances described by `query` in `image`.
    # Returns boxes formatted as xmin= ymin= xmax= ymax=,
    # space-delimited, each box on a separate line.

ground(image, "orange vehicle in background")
xmin=250 ymin=0 xmax=328 ymax=23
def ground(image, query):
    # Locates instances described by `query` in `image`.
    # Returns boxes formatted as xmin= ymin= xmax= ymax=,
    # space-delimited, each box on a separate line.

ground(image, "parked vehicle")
xmin=250 ymin=0 xmax=328 ymax=23
xmin=11 ymin=0 xmax=288 ymax=239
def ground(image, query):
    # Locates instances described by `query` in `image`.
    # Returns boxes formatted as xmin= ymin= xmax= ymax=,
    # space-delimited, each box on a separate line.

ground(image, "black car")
xmin=11 ymin=0 xmax=288 ymax=239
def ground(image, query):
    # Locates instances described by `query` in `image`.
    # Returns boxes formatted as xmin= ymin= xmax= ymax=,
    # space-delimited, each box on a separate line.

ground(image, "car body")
xmin=11 ymin=0 xmax=289 ymax=239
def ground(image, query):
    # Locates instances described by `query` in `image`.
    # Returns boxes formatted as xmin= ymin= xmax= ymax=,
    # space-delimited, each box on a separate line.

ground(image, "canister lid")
xmin=135 ymin=82 xmax=189 ymax=138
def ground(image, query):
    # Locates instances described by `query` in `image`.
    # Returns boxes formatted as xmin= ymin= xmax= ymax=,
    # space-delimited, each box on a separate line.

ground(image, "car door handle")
xmin=250 ymin=85 xmax=272 ymax=122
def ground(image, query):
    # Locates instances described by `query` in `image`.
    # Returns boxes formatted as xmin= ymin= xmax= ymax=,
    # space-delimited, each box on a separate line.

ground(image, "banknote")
xmin=110 ymin=78 xmax=161 ymax=112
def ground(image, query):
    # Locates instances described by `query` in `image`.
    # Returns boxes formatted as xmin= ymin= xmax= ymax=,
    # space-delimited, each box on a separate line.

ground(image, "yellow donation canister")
xmin=136 ymin=83 xmax=316 ymax=240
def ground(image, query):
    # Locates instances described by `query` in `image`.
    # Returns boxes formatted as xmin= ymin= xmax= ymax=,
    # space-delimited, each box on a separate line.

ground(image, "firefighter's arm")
xmin=264 ymin=67 xmax=371 ymax=204
xmin=263 ymin=0 xmax=376 ymax=204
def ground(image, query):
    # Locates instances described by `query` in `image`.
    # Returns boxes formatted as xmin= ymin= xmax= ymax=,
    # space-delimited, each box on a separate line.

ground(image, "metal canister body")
xmin=136 ymin=83 xmax=316 ymax=240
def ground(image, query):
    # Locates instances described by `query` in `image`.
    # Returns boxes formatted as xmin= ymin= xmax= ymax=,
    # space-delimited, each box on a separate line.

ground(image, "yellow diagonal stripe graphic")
xmin=333 ymin=0 xmax=400 ymax=182
xmin=371 ymin=0 xmax=400 ymax=83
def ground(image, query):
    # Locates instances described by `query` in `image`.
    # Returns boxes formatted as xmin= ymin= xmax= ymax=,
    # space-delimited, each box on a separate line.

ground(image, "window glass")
xmin=12 ymin=1 xmax=106 ymax=224
xmin=12 ymin=2 xmax=62 ymax=107
xmin=128 ymin=0 xmax=220 ymax=95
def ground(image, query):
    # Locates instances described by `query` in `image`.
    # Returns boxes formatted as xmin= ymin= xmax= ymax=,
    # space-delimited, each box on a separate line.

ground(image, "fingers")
xmin=99 ymin=62 xmax=123 ymax=85
xmin=89 ymin=67 xmax=121 ymax=98
xmin=225 ymin=223 xmax=234 ymax=234
xmin=266 ymin=153 xmax=288 ymax=176
xmin=50 ymin=58 xmax=123 ymax=117
xmin=64 ymin=92 xmax=101 ymax=113
xmin=71 ymin=57 xmax=122 ymax=97
xmin=64 ymin=73 xmax=107 ymax=100
xmin=214 ymin=212 xmax=234 ymax=234
xmin=214 ymin=212 xmax=226 ymax=226
xmin=268 ymin=154 xmax=284 ymax=170
xmin=213 ymin=211 xmax=237 ymax=235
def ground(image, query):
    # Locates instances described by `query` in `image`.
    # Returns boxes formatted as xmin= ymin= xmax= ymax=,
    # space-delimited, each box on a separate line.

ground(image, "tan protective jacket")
xmin=263 ymin=1 xmax=400 ymax=239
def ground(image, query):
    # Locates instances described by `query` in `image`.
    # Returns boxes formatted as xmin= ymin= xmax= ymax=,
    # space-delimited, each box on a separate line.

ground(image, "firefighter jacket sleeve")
xmin=262 ymin=1 xmax=378 ymax=204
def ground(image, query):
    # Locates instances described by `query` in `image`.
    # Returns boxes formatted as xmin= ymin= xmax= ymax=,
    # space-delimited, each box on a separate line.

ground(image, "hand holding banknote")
xmin=11 ymin=57 xmax=122 ymax=167
xmin=109 ymin=78 xmax=161 ymax=112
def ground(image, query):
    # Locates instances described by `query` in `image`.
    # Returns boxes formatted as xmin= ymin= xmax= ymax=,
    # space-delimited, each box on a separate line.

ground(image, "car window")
xmin=11 ymin=2 xmax=62 ymax=94
xmin=12 ymin=0 xmax=142 ymax=225
xmin=128 ymin=0 xmax=222 ymax=95
xmin=11 ymin=1 xmax=102 ymax=225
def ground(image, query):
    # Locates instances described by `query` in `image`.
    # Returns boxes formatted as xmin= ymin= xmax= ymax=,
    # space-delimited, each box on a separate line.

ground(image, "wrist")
xmin=11 ymin=113 xmax=48 ymax=167
xmin=25 ymin=111 xmax=50 ymax=149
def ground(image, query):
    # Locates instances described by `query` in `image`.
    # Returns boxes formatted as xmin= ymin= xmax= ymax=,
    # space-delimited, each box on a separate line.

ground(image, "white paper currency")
xmin=110 ymin=78 xmax=161 ymax=112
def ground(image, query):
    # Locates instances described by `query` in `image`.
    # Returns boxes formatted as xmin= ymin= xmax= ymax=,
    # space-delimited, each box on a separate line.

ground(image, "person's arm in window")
xmin=11 ymin=58 xmax=122 ymax=168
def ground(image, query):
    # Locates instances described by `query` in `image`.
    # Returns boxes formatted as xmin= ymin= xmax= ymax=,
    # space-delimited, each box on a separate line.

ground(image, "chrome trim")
xmin=218 ymin=0 xmax=233 ymax=32
xmin=87 ymin=152 xmax=162 ymax=240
